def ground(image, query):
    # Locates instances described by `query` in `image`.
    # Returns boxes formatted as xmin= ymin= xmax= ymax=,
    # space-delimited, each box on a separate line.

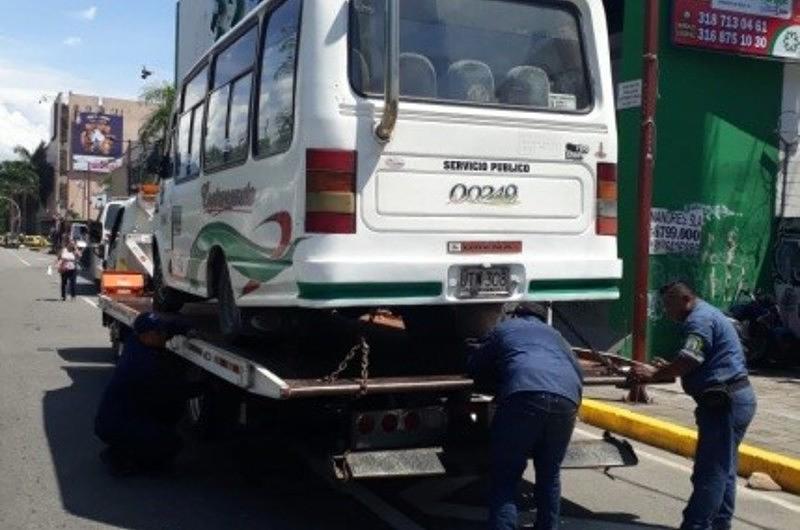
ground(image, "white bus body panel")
xmin=158 ymin=0 xmax=622 ymax=309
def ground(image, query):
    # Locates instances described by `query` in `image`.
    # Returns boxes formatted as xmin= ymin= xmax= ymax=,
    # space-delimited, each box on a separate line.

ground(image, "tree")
xmin=13 ymin=142 xmax=54 ymax=206
xmin=0 ymin=159 xmax=38 ymax=198
xmin=139 ymin=83 xmax=176 ymax=148
xmin=0 ymin=154 xmax=39 ymax=233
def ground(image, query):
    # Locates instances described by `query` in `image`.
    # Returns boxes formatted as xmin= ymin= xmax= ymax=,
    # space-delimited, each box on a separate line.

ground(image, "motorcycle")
xmin=728 ymin=289 xmax=798 ymax=368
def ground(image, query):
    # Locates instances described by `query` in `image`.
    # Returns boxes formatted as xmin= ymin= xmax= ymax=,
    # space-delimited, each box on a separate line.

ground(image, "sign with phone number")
xmin=649 ymin=207 xmax=705 ymax=255
xmin=673 ymin=0 xmax=800 ymax=61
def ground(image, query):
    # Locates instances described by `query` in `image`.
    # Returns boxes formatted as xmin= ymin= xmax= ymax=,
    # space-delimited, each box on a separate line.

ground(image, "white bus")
xmin=156 ymin=0 xmax=621 ymax=339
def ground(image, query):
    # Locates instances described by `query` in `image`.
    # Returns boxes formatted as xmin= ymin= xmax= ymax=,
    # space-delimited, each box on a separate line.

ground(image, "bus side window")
xmin=255 ymin=0 xmax=301 ymax=158
xmin=204 ymin=26 xmax=258 ymax=172
xmin=177 ymin=112 xmax=192 ymax=179
xmin=177 ymin=65 xmax=209 ymax=182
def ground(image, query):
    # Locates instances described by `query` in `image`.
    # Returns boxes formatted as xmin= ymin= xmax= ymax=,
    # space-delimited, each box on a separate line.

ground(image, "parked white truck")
xmin=155 ymin=0 xmax=622 ymax=341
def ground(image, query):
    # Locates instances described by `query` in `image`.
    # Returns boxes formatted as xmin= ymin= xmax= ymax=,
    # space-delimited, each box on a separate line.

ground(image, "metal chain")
xmin=321 ymin=314 xmax=374 ymax=396
xmin=358 ymin=338 xmax=370 ymax=395
xmin=322 ymin=337 xmax=367 ymax=383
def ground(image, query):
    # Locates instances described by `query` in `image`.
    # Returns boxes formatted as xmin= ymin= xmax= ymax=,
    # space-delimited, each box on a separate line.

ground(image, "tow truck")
xmin=98 ymin=285 xmax=639 ymax=481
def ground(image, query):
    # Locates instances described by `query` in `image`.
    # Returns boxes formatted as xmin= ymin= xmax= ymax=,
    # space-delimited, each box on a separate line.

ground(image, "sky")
xmin=0 ymin=1 xmax=176 ymax=160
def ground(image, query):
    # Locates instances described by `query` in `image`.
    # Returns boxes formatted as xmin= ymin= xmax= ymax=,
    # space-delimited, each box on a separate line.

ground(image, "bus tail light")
xmin=306 ymin=149 xmax=356 ymax=234
xmin=596 ymin=163 xmax=618 ymax=236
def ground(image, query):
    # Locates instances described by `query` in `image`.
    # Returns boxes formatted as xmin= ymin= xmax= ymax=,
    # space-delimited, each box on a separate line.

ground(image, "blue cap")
xmin=133 ymin=312 xmax=165 ymax=335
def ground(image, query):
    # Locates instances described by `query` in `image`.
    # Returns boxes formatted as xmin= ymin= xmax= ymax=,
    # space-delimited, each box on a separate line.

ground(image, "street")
xmin=1 ymin=246 xmax=799 ymax=530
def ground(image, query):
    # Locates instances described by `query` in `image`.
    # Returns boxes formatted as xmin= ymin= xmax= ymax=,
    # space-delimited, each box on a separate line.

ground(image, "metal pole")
xmin=126 ymin=140 xmax=132 ymax=194
xmin=374 ymin=0 xmax=400 ymax=142
xmin=630 ymin=0 xmax=661 ymax=403
xmin=85 ymin=169 xmax=90 ymax=219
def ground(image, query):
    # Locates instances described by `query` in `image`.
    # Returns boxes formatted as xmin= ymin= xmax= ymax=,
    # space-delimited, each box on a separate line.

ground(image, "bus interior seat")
xmin=400 ymin=53 xmax=437 ymax=98
xmin=446 ymin=60 xmax=495 ymax=103
xmin=497 ymin=66 xmax=551 ymax=107
xmin=351 ymin=48 xmax=371 ymax=92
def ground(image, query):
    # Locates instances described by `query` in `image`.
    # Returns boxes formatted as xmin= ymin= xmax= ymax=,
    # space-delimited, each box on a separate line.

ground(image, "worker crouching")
xmin=95 ymin=312 xmax=195 ymax=476
xmin=464 ymin=303 xmax=583 ymax=530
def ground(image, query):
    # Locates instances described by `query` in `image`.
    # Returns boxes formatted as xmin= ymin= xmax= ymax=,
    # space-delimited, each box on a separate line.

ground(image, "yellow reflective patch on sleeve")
xmin=680 ymin=333 xmax=705 ymax=363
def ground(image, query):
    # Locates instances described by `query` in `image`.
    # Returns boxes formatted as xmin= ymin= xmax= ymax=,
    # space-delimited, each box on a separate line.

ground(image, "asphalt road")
xmin=1 ymin=247 xmax=798 ymax=530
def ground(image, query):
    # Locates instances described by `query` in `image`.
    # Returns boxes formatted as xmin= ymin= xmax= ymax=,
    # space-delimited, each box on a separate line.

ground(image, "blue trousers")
xmin=488 ymin=391 xmax=577 ymax=530
xmin=681 ymin=385 xmax=757 ymax=530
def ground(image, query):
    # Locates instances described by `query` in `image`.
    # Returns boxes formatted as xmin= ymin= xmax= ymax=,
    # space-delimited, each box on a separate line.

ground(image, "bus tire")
xmin=153 ymin=250 xmax=185 ymax=313
xmin=216 ymin=259 xmax=247 ymax=343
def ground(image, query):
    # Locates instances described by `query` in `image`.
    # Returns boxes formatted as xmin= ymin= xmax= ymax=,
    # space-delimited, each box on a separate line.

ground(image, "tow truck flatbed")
xmin=99 ymin=294 xmax=476 ymax=400
xmin=99 ymin=294 xmax=633 ymax=400
xmin=98 ymin=293 xmax=640 ymax=478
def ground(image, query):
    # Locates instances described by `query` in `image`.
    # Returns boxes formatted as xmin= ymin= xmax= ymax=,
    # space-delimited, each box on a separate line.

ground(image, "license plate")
xmin=457 ymin=266 xmax=511 ymax=299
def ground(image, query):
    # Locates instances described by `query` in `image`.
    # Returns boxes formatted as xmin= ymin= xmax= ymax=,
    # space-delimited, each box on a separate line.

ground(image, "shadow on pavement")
xmin=42 ymin=348 xmax=389 ymax=530
xmin=378 ymin=474 xmax=673 ymax=529
xmin=74 ymin=281 xmax=98 ymax=297
xmin=750 ymin=367 xmax=800 ymax=379
xmin=57 ymin=347 xmax=115 ymax=364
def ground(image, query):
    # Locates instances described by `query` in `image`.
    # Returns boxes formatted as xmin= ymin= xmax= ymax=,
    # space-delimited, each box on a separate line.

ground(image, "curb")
xmin=579 ymin=398 xmax=800 ymax=495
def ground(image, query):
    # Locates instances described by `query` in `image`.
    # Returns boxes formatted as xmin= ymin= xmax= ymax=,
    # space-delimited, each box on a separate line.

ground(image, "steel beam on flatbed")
xmin=280 ymin=376 xmax=473 ymax=399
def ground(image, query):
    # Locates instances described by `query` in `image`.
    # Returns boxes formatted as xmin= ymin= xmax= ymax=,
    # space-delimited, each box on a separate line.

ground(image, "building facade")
xmin=45 ymin=93 xmax=155 ymax=221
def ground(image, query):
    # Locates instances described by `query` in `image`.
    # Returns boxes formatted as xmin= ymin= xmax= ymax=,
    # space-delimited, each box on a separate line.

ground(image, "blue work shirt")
xmin=95 ymin=335 xmax=187 ymax=437
xmin=466 ymin=316 xmax=583 ymax=406
xmin=678 ymin=299 xmax=749 ymax=397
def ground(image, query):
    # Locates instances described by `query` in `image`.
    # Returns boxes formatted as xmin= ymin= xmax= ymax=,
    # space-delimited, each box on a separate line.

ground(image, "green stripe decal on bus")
xmin=529 ymin=279 xmax=620 ymax=298
xmin=298 ymin=282 xmax=443 ymax=300
xmin=188 ymin=222 xmax=299 ymax=285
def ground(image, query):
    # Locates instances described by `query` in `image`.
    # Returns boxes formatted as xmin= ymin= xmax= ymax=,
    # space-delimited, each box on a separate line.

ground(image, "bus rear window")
xmin=349 ymin=0 xmax=592 ymax=112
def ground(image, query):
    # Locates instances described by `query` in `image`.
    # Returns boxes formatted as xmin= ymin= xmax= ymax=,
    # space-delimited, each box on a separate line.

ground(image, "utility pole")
xmin=85 ymin=168 xmax=91 ymax=220
xmin=630 ymin=0 xmax=661 ymax=403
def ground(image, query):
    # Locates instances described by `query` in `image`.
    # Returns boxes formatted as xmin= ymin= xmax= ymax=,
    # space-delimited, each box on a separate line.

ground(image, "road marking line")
xmin=80 ymin=296 xmax=99 ymax=309
xmin=11 ymin=253 xmax=31 ymax=266
xmin=574 ymin=427 xmax=800 ymax=514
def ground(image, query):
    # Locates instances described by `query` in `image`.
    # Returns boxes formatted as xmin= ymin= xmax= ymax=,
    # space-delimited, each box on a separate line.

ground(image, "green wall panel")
xmin=613 ymin=1 xmax=783 ymax=357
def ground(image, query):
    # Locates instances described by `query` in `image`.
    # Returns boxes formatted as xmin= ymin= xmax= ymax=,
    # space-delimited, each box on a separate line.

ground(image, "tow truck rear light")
xmin=596 ymin=163 xmax=618 ymax=236
xmin=402 ymin=411 xmax=420 ymax=432
xmin=381 ymin=413 xmax=399 ymax=433
xmin=306 ymin=149 xmax=356 ymax=234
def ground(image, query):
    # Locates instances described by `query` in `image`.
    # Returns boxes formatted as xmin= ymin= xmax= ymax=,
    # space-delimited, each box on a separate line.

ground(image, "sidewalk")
xmin=583 ymin=368 xmax=800 ymax=460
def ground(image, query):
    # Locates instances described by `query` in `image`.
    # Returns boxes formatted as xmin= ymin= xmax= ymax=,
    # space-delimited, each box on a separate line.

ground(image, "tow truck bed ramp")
xmin=99 ymin=295 xmax=474 ymax=400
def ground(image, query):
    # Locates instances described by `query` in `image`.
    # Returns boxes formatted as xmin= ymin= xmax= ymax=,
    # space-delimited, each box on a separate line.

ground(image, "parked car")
xmin=2 ymin=233 xmax=20 ymax=249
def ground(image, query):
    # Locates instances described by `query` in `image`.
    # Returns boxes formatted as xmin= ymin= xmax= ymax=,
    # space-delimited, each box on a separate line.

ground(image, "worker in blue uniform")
xmin=466 ymin=303 xmax=583 ymax=530
xmin=631 ymin=282 xmax=757 ymax=530
xmin=95 ymin=312 xmax=193 ymax=476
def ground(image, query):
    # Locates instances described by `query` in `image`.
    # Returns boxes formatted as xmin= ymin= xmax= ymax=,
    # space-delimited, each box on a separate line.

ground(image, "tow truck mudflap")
xmin=332 ymin=431 xmax=637 ymax=480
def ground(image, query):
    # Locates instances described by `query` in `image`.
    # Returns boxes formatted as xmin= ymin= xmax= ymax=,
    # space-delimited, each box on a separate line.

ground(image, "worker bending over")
xmin=466 ymin=303 xmax=583 ymax=530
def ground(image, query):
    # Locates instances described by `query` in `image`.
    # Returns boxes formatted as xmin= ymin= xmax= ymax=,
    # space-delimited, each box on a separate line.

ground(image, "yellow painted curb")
xmin=579 ymin=398 xmax=800 ymax=494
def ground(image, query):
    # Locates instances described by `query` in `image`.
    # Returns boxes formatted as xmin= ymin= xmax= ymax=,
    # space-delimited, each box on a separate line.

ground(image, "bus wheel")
xmin=217 ymin=260 xmax=246 ymax=343
xmin=153 ymin=252 xmax=184 ymax=313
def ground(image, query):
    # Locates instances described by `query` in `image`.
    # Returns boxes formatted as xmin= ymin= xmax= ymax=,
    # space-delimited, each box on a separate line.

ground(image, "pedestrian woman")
xmin=56 ymin=241 xmax=80 ymax=301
